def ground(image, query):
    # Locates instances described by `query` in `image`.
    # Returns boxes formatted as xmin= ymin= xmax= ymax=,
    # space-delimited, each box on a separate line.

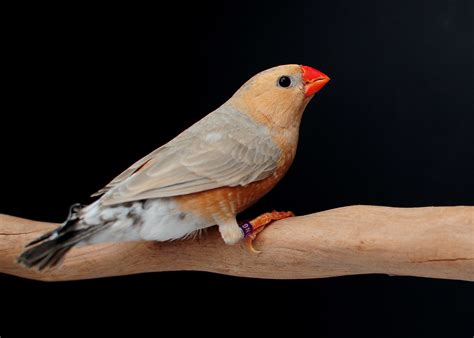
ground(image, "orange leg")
xmin=242 ymin=210 xmax=294 ymax=253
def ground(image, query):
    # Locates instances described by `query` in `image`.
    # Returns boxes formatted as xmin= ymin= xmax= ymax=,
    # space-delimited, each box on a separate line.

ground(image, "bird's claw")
xmin=245 ymin=227 xmax=265 ymax=254
xmin=243 ymin=210 xmax=295 ymax=254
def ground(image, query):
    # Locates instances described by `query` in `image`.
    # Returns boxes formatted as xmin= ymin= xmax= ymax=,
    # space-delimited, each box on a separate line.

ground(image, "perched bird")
xmin=18 ymin=64 xmax=330 ymax=269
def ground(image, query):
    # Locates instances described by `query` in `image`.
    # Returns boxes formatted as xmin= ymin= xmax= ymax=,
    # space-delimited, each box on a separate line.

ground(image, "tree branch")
xmin=0 ymin=206 xmax=473 ymax=282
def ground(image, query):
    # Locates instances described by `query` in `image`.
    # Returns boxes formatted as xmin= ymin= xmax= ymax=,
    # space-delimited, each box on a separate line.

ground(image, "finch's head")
xmin=230 ymin=64 xmax=330 ymax=129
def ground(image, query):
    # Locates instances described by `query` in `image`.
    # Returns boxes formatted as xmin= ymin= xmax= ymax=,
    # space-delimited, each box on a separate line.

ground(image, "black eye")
xmin=278 ymin=76 xmax=292 ymax=88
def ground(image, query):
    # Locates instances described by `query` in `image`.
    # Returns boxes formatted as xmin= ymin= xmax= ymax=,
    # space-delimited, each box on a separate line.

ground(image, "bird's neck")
xmin=224 ymin=96 xmax=304 ymax=165
xmin=228 ymin=95 xmax=306 ymax=132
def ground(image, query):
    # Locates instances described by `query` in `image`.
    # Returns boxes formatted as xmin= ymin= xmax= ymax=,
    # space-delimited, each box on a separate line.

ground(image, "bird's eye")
xmin=278 ymin=76 xmax=292 ymax=88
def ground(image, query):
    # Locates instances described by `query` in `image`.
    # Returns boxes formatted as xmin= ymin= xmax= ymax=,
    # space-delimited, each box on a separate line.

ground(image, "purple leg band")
xmin=239 ymin=222 xmax=254 ymax=237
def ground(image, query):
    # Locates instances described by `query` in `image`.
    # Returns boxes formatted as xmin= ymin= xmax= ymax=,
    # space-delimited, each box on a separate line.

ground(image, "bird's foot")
xmin=241 ymin=210 xmax=295 ymax=253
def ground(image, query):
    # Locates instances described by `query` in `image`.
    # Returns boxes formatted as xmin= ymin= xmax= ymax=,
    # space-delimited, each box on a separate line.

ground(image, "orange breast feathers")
xmin=175 ymin=142 xmax=297 ymax=221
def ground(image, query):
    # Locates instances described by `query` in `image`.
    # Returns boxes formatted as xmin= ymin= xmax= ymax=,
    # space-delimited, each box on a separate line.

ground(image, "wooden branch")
xmin=0 ymin=206 xmax=473 ymax=282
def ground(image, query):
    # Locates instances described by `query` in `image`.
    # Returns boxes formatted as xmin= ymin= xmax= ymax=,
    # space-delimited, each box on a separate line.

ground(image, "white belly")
xmin=80 ymin=198 xmax=213 ymax=245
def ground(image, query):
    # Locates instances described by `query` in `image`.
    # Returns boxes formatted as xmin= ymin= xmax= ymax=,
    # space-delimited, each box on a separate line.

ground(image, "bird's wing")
xmin=91 ymin=147 xmax=162 ymax=197
xmin=97 ymin=108 xmax=282 ymax=206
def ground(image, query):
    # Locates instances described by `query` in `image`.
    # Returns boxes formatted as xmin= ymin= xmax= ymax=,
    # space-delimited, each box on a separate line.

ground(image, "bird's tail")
xmin=17 ymin=203 xmax=103 ymax=270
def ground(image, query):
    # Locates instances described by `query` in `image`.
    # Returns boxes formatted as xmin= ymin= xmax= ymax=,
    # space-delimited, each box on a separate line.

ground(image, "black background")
xmin=2 ymin=1 xmax=473 ymax=337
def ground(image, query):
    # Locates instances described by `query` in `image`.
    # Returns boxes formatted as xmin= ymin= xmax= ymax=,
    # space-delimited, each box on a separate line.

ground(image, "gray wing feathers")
xmin=98 ymin=107 xmax=281 ymax=205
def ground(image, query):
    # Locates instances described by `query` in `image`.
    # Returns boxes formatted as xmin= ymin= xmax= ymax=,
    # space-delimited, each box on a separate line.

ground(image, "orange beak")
xmin=301 ymin=65 xmax=330 ymax=97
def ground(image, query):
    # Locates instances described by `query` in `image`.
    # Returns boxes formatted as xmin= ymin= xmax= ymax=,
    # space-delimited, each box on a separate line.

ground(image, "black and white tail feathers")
xmin=17 ymin=203 xmax=102 ymax=270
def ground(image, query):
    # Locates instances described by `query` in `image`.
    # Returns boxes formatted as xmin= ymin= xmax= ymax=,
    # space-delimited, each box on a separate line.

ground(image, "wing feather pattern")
xmin=95 ymin=107 xmax=281 ymax=206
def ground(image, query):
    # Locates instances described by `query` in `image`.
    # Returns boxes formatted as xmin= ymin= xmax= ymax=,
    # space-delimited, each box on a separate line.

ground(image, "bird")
xmin=18 ymin=64 xmax=330 ymax=270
